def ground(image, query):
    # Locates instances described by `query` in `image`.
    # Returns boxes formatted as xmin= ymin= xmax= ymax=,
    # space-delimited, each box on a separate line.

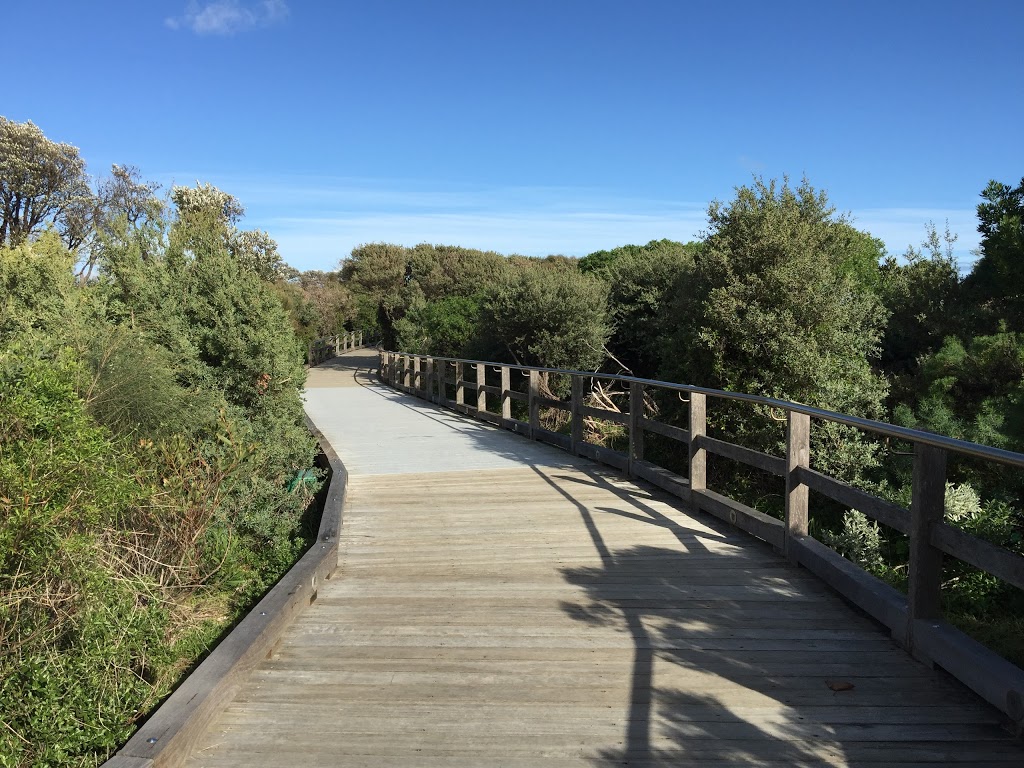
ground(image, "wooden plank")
xmin=931 ymin=521 xmax=1024 ymax=591
xmin=912 ymin=618 xmax=1024 ymax=725
xmin=788 ymin=533 xmax=910 ymax=639
xmin=576 ymin=442 xmax=629 ymax=471
xmin=536 ymin=396 xmax=570 ymax=411
xmin=630 ymin=460 xmax=690 ymax=500
xmin=785 ymin=411 xmax=810 ymax=563
xmin=474 ymin=410 xmax=500 ymax=426
xmin=692 ymin=488 xmax=786 ymax=549
xmin=570 ymin=375 xmax=584 ymax=455
xmin=528 ymin=370 xmax=540 ymax=439
xmin=909 ymin=443 xmax=947 ymax=623
xmin=689 ymin=392 xmax=707 ymax=491
xmin=795 ymin=466 xmax=910 ymax=534
xmin=578 ymin=404 xmax=629 ymax=426
xmin=533 ymin=427 xmax=570 ymax=450
xmin=640 ymin=416 xmax=689 ymax=443
xmin=476 ymin=362 xmax=487 ymax=413
xmin=628 ymin=382 xmax=644 ymax=474
xmin=699 ymin=434 xmax=786 ymax=476
xmin=506 ymin=390 xmax=528 ymax=403
xmin=181 ymin=380 xmax=1024 ymax=767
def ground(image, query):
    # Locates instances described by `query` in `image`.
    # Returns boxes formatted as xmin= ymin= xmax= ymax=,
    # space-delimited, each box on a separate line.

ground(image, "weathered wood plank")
xmin=699 ymin=434 xmax=787 ymax=476
xmin=179 ymin=372 xmax=1024 ymax=767
xmin=796 ymin=466 xmax=911 ymax=534
xmin=640 ymin=416 xmax=690 ymax=443
xmin=578 ymin=403 xmax=630 ymax=425
xmin=931 ymin=521 xmax=1024 ymax=591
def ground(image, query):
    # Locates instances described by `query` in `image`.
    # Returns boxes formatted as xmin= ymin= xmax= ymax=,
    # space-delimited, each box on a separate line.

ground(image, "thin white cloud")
xmin=150 ymin=173 xmax=982 ymax=273
xmin=166 ymin=0 xmax=289 ymax=36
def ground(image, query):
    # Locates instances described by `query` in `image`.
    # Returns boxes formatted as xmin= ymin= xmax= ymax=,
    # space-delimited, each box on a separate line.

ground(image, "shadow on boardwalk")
xmin=312 ymin=351 xmax=1021 ymax=765
xmin=548 ymin=468 xmax=1017 ymax=766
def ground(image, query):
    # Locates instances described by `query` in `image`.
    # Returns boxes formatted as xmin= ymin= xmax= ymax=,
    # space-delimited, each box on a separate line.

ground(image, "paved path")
xmin=185 ymin=350 xmax=1023 ymax=766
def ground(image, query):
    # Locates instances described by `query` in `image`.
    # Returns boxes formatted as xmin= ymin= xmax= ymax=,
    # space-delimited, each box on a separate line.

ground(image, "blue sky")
xmin=4 ymin=1 xmax=1022 ymax=271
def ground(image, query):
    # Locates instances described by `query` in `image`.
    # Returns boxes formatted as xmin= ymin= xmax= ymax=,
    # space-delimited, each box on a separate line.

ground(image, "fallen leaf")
xmin=826 ymin=679 xmax=855 ymax=692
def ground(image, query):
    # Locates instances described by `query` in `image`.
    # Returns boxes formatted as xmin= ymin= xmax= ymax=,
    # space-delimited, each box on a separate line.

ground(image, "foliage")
xmin=0 ymin=122 xmax=320 ymax=764
xmin=341 ymin=242 xmax=508 ymax=348
xmin=395 ymin=294 xmax=484 ymax=357
xmin=877 ymin=223 xmax=963 ymax=387
xmin=479 ymin=262 xmax=610 ymax=370
xmin=587 ymin=239 xmax=699 ymax=377
xmin=966 ymin=178 xmax=1024 ymax=331
xmin=661 ymin=177 xmax=888 ymax=482
xmin=0 ymin=342 xmax=162 ymax=765
xmin=0 ymin=117 xmax=90 ymax=248
xmin=820 ymin=510 xmax=884 ymax=570
xmin=0 ymin=232 xmax=76 ymax=339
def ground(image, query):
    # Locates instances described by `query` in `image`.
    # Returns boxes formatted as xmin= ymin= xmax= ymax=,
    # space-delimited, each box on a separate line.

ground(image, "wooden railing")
xmin=307 ymin=330 xmax=367 ymax=365
xmin=379 ymin=350 xmax=1024 ymax=726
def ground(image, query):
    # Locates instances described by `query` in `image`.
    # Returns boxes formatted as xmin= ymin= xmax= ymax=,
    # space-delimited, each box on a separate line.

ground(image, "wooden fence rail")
xmin=378 ymin=349 xmax=1024 ymax=727
xmin=307 ymin=330 xmax=366 ymax=366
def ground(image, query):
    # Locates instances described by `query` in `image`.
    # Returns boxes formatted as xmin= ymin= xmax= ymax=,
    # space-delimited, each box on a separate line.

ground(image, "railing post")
xmin=571 ymin=375 xmax=584 ymax=456
xmin=501 ymin=366 xmax=511 ymax=425
xmin=436 ymin=360 xmax=446 ymax=404
xmin=529 ymin=370 xmax=540 ymax=439
xmin=688 ymin=392 xmax=707 ymax=498
xmin=424 ymin=357 xmax=433 ymax=401
xmin=476 ymin=363 xmax=486 ymax=413
xmin=628 ymin=381 xmax=645 ymax=477
xmin=413 ymin=357 xmax=422 ymax=396
xmin=909 ymin=443 xmax=947 ymax=630
xmin=358 ymin=331 xmax=363 ymax=347
xmin=402 ymin=355 xmax=410 ymax=390
xmin=785 ymin=411 xmax=810 ymax=562
xmin=455 ymin=362 xmax=464 ymax=408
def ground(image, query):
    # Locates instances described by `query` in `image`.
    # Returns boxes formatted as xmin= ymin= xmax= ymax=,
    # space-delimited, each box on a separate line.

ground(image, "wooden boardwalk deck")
xmin=184 ymin=350 xmax=1023 ymax=766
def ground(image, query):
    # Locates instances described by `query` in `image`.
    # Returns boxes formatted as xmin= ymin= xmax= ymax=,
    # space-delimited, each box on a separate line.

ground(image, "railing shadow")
xmin=539 ymin=465 xmax=847 ymax=765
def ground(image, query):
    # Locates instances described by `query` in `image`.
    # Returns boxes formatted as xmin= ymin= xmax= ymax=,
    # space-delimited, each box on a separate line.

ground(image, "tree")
xmin=661 ymin=177 xmax=888 ymax=481
xmin=965 ymin=178 xmax=1024 ymax=331
xmin=589 ymin=239 xmax=699 ymax=377
xmin=877 ymin=222 xmax=963 ymax=388
xmin=0 ymin=117 xmax=92 ymax=248
xmin=341 ymin=242 xmax=509 ymax=348
xmin=480 ymin=262 xmax=610 ymax=370
xmin=170 ymin=182 xmax=285 ymax=281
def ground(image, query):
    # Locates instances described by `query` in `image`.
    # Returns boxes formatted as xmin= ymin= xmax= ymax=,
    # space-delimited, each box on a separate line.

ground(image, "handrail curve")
xmin=378 ymin=349 xmax=1024 ymax=726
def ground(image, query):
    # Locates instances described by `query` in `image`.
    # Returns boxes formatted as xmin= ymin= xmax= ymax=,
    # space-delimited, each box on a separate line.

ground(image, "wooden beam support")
xmin=909 ymin=443 xmax=947 ymax=624
xmin=570 ymin=375 xmax=584 ymax=456
xmin=688 ymin=392 xmax=707 ymax=493
xmin=528 ymin=370 xmax=540 ymax=439
xmin=785 ymin=411 xmax=810 ymax=562
xmin=629 ymin=381 xmax=644 ymax=477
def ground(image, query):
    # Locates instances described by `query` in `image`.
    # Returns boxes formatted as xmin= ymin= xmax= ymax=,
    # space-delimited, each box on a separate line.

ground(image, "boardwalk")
xmin=184 ymin=349 xmax=1023 ymax=766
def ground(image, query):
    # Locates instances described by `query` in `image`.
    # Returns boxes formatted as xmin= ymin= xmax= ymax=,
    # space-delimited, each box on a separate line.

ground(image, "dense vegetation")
xmin=2 ymin=115 xmax=1022 ymax=763
xmin=0 ymin=119 xmax=339 ymax=766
